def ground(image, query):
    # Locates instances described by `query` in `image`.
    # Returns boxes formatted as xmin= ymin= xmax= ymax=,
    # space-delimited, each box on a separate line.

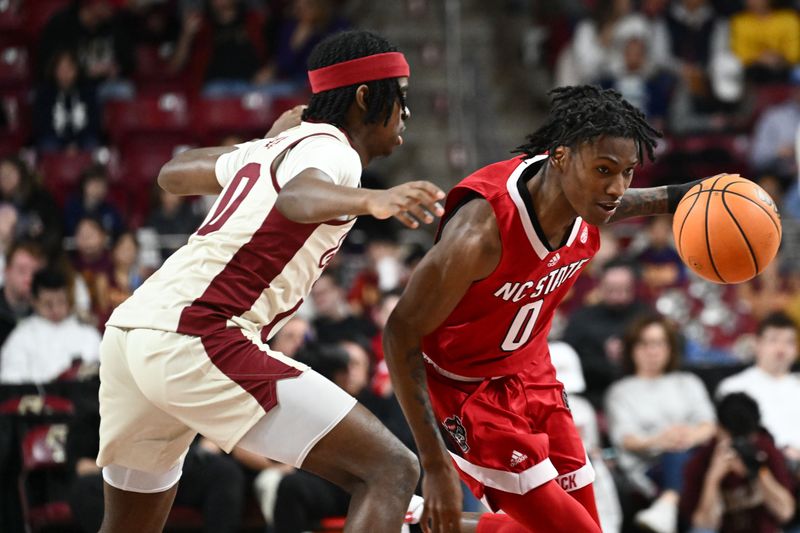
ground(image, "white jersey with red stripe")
xmin=107 ymin=121 xmax=361 ymax=341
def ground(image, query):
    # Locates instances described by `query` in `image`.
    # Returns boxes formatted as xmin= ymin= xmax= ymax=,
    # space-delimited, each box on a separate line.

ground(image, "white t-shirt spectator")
xmin=0 ymin=314 xmax=100 ymax=384
xmin=717 ymin=366 xmax=800 ymax=450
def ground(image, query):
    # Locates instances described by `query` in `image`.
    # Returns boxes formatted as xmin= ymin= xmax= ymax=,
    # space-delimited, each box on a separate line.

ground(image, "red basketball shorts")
xmin=425 ymin=360 xmax=594 ymax=506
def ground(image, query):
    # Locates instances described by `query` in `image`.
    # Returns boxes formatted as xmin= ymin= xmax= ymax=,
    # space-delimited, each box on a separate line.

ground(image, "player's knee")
xmin=380 ymin=443 xmax=419 ymax=493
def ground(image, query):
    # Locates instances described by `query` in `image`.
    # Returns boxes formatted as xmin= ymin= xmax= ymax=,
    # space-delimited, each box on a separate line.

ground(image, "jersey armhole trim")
xmin=269 ymin=132 xmax=346 ymax=193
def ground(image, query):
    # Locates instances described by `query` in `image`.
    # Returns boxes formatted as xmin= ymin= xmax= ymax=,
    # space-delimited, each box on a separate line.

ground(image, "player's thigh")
xmin=300 ymin=401 xmax=419 ymax=491
xmin=98 ymin=327 xmax=196 ymax=475
xmin=131 ymin=328 xmax=308 ymax=457
xmin=541 ymin=391 xmax=595 ymax=493
xmin=235 ymin=368 xmax=417 ymax=489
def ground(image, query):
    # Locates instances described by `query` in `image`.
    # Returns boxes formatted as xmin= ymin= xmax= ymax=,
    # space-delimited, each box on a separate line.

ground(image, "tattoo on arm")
xmin=608 ymin=186 xmax=670 ymax=223
xmin=407 ymin=348 xmax=438 ymax=430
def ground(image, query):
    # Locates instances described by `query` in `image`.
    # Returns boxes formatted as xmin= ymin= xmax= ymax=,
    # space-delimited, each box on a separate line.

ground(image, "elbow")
xmin=275 ymin=188 xmax=314 ymax=223
xmin=157 ymin=161 xmax=180 ymax=194
xmin=383 ymin=312 xmax=420 ymax=360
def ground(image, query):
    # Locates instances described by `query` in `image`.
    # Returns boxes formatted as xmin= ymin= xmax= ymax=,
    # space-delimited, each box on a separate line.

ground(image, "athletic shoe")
xmin=404 ymin=495 xmax=425 ymax=524
xmin=634 ymin=497 xmax=677 ymax=533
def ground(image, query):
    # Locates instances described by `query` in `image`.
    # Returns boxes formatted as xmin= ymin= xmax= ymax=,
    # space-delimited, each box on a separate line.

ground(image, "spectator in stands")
xmin=71 ymin=216 xmax=112 ymax=319
xmin=562 ymin=259 xmax=650 ymax=406
xmin=750 ymin=70 xmax=800 ymax=184
xmin=66 ymin=379 xmax=246 ymax=533
xmin=105 ymin=231 xmax=144 ymax=316
xmin=188 ymin=0 xmax=270 ymax=97
xmin=0 ymin=241 xmax=45 ymax=349
xmin=310 ymin=271 xmax=376 ymax=344
xmin=557 ymin=0 xmax=672 ymax=88
xmin=63 ymin=165 xmax=124 ymax=238
xmin=37 ymin=0 xmax=135 ymax=101
xmin=736 ymin=260 xmax=797 ymax=322
xmin=730 ymin=0 xmax=800 ymax=83
xmin=634 ymin=215 xmax=686 ymax=295
xmin=606 ymin=314 xmax=716 ymax=533
xmin=556 ymin=0 xmax=635 ymax=86
xmin=257 ymin=0 xmax=350 ymax=95
xmin=717 ymin=312 xmax=800 ymax=458
xmin=347 ymin=237 xmax=403 ymax=317
xmin=680 ymin=393 xmax=795 ymax=533
xmin=0 ymin=156 xmax=62 ymax=256
xmin=550 ymin=341 xmax=623 ymax=533
xmin=145 ymin=186 xmax=203 ymax=258
xmin=33 ymin=49 xmax=101 ymax=153
xmin=667 ymin=0 xmax=717 ymax=69
xmin=268 ymin=315 xmax=311 ymax=358
xmin=598 ymin=26 xmax=674 ymax=127
xmin=665 ymin=0 xmax=741 ymax=135
xmin=0 ymin=204 xmax=19 ymax=282
xmin=0 ymin=269 xmax=100 ymax=384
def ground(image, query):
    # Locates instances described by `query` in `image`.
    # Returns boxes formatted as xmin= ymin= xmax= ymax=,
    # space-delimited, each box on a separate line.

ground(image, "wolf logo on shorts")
xmin=443 ymin=415 xmax=469 ymax=453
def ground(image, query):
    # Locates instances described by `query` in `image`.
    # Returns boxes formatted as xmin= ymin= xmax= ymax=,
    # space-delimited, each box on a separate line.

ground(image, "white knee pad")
xmin=102 ymin=460 xmax=184 ymax=494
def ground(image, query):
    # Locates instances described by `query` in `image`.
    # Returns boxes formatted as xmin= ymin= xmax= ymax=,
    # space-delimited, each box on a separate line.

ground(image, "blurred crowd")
xmin=0 ymin=0 xmax=800 ymax=533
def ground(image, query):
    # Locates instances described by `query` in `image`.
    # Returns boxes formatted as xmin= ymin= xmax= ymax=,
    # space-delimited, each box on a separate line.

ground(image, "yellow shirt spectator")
xmin=730 ymin=9 xmax=800 ymax=66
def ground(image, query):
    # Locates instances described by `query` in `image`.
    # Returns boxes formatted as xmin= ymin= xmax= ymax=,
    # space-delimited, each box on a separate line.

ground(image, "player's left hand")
xmin=365 ymin=181 xmax=446 ymax=229
xmin=420 ymin=463 xmax=463 ymax=533
xmin=265 ymin=105 xmax=306 ymax=138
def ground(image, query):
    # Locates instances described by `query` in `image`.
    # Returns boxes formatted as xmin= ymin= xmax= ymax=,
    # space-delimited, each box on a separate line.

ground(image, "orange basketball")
xmin=672 ymin=174 xmax=782 ymax=284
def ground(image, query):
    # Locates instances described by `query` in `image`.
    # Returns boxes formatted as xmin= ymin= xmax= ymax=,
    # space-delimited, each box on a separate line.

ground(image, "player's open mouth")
xmin=598 ymin=202 xmax=619 ymax=214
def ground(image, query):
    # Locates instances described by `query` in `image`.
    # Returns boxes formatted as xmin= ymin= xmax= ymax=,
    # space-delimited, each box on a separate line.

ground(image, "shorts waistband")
xmin=422 ymin=354 xmax=501 ymax=382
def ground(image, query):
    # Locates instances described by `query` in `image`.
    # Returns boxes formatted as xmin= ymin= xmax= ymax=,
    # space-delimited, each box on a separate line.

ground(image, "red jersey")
xmin=422 ymin=155 xmax=600 ymax=379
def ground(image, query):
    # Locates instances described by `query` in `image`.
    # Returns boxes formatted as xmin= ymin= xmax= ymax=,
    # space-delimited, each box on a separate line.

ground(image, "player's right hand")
xmin=366 ymin=181 xmax=445 ymax=228
xmin=420 ymin=463 xmax=463 ymax=533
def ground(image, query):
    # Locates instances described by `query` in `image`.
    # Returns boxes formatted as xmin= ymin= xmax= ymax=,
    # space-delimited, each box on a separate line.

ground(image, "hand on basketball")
xmin=366 ymin=181 xmax=446 ymax=228
xmin=421 ymin=463 xmax=463 ymax=533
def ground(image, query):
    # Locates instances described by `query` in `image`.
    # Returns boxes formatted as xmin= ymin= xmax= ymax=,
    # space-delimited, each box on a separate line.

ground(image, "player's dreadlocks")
xmin=513 ymin=85 xmax=661 ymax=164
xmin=303 ymin=30 xmax=403 ymax=128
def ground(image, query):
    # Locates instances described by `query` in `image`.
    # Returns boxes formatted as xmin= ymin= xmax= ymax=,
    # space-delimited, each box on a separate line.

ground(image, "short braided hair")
xmin=513 ymin=85 xmax=661 ymax=164
xmin=303 ymin=30 xmax=402 ymax=128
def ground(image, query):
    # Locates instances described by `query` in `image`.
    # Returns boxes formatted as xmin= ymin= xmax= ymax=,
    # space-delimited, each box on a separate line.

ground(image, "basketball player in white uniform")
xmin=97 ymin=31 xmax=441 ymax=532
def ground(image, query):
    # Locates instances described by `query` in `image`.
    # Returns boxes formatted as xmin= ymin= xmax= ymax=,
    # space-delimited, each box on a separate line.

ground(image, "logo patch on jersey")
xmin=546 ymin=253 xmax=560 ymax=268
xmin=510 ymin=450 xmax=528 ymax=468
xmin=443 ymin=415 xmax=469 ymax=453
xmin=562 ymin=389 xmax=571 ymax=412
xmin=318 ymin=234 xmax=347 ymax=269
xmin=580 ymin=227 xmax=588 ymax=244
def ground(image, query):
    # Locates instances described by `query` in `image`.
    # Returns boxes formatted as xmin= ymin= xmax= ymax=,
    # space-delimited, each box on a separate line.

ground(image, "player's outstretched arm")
xmin=383 ymin=199 xmax=500 ymax=533
xmin=158 ymin=107 xmax=306 ymax=196
xmin=157 ymin=146 xmax=236 ymax=196
xmin=607 ymin=177 xmax=709 ymax=223
xmin=276 ymin=172 xmax=445 ymax=227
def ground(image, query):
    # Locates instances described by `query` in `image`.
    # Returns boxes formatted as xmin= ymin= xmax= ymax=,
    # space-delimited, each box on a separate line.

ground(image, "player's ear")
xmin=354 ymin=84 xmax=370 ymax=112
xmin=550 ymin=146 xmax=568 ymax=171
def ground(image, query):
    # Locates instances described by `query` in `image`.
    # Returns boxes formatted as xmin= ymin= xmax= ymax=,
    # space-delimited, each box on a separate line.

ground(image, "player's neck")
xmin=341 ymin=112 xmax=375 ymax=167
xmin=527 ymin=165 xmax=578 ymax=249
xmin=343 ymin=127 xmax=373 ymax=167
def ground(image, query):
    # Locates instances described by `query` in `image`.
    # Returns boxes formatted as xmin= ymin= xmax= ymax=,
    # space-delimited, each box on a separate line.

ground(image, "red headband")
xmin=308 ymin=52 xmax=409 ymax=94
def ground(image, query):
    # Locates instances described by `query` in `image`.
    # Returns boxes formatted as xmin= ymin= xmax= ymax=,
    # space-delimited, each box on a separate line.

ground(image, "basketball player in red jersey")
xmin=96 ymin=31 xmax=444 ymax=532
xmin=384 ymin=86 xmax=704 ymax=532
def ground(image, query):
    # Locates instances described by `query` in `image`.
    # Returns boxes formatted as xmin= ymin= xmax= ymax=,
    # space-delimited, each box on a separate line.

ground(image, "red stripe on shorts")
xmin=177 ymin=207 xmax=318 ymax=411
